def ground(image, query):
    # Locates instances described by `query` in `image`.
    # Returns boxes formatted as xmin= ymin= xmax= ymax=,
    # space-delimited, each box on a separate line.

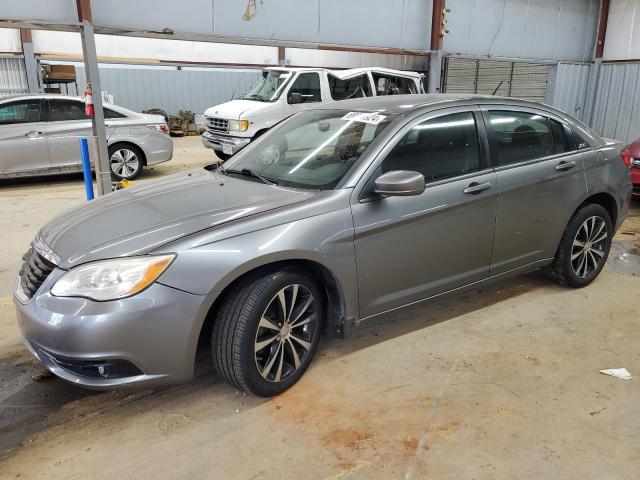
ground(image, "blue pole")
xmin=80 ymin=138 xmax=94 ymax=201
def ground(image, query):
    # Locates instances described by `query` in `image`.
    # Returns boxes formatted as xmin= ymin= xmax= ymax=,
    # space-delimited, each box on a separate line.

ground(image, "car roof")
xmin=264 ymin=66 xmax=423 ymax=79
xmin=0 ymin=93 xmax=82 ymax=102
xmin=311 ymin=93 xmax=570 ymax=116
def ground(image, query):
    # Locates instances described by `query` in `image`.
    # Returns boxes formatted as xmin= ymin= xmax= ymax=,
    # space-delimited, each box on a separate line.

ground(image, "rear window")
xmin=372 ymin=73 xmax=418 ymax=95
xmin=328 ymin=74 xmax=372 ymax=101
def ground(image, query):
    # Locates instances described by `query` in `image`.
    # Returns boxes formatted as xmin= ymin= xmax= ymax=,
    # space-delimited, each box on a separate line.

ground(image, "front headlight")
xmin=228 ymin=119 xmax=249 ymax=132
xmin=51 ymin=255 xmax=175 ymax=301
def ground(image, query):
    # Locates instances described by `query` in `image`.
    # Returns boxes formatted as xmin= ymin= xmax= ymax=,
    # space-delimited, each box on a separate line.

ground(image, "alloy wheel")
xmin=254 ymin=284 xmax=317 ymax=383
xmin=571 ymin=215 xmax=608 ymax=278
xmin=110 ymin=148 xmax=140 ymax=178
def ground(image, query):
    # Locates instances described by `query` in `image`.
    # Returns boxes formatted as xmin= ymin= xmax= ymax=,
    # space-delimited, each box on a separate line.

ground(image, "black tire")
xmin=108 ymin=143 xmax=144 ymax=180
xmin=212 ymin=269 xmax=323 ymax=397
xmin=547 ymin=203 xmax=612 ymax=288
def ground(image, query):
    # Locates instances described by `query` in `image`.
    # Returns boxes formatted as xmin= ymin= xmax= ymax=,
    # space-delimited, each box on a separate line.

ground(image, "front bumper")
xmin=201 ymin=131 xmax=251 ymax=155
xmin=14 ymin=268 xmax=215 ymax=389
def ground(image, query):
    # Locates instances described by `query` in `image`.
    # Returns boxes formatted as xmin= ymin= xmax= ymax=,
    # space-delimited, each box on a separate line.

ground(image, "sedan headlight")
xmin=228 ymin=119 xmax=249 ymax=132
xmin=51 ymin=255 xmax=175 ymax=301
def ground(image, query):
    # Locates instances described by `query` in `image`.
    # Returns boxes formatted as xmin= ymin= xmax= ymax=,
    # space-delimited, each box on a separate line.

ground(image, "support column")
xmin=428 ymin=0 xmax=446 ymax=93
xmin=76 ymin=0 xmax=111 ymax=196
xmin=428 ymin=51 xmax=443 ymax=93
xmin=20 ymin=29 xmax=40 ymax=93
xmin=583 ymin=0 xmax=609 ymax=127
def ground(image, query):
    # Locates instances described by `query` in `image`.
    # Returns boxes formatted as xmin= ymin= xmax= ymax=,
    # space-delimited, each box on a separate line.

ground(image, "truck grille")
xmin=19 ymin=246 xmax=55 ymax=299
xmin=206 ymin=117 xmax=229 ymax=133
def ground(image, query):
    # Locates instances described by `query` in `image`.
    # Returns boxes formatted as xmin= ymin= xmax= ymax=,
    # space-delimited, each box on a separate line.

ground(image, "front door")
xmin=0 ymin=99 xmax=49 ymax=175
xmin=483 ymin=107 xmax=588 ymax=274
xmin=284 ymin=72 xmax=323 ymax=117
xmin=351 ymin=108 xmax=498 ymax=319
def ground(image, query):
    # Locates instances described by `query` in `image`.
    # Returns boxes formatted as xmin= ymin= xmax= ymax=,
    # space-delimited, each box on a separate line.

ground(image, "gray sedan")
xmin=0 ymin=94 xmax=173 ymax=180
xmin=14 ymin=95 xmax=632 ymax=396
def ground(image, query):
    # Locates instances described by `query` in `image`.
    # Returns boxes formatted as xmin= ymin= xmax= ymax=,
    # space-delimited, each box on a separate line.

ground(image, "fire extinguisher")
xmin=83 ymin=84 xmax=94 ymax=117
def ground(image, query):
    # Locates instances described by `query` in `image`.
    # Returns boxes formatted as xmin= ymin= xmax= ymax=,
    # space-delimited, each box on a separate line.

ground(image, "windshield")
xmin=222 ymin=109 xmax=395 ymax=189
xmin=241 ymin=70 xmax=293 ymax=102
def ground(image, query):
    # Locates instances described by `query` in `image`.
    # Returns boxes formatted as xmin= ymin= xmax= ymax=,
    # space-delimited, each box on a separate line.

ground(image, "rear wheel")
xmin=547 ymin=204 xmax=612 ymax=287
xmin=212 ymin=269 xmax=322 ymax=397
xmin=109 ymin=143 xmax=144 ymax=180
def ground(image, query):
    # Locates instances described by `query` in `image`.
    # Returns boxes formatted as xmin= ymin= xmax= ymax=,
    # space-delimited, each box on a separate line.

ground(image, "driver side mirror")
xmin=288 ymin=92 xmax=303 ymax=105
xmin=374 ymin=170 xmax=425 ymax=196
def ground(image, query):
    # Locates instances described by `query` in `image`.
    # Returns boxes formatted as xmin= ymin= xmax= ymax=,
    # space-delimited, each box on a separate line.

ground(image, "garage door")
xmin=444 ymin=58 xmax=551 ymax=102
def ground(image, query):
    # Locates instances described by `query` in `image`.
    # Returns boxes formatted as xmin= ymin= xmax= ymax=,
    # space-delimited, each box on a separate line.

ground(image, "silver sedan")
xmin=0 ymin=94 xmax=173 ymax=180
xmin=13 ymin=95 xmax=632 ymax=397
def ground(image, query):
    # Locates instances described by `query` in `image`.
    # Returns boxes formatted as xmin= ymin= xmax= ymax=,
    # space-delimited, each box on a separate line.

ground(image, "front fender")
xmin=155 ymin=209 xmax=359 ymax=322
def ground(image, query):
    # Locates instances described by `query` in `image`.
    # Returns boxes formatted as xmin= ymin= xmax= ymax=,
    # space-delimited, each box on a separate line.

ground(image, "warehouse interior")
xmin=0 ymin=1 xmax=639 ymax=478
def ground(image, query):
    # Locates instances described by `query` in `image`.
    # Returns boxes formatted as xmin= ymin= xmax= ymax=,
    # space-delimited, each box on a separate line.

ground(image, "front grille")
xmin=19 ymin=246 xmax=55 ymax=299
xmin=206 ymin=116 xmax=229 ymax=133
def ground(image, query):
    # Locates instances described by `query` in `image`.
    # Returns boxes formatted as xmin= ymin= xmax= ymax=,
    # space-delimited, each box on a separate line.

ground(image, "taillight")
xmin=621 ymin=148 xmax=632 ymax=168
xmin=147 ymin=124 xmax=169 ymax=135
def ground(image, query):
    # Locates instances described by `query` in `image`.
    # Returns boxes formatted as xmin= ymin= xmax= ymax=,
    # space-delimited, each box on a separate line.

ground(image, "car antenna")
xmin=492 ymin=81 xmax=504 ymax=95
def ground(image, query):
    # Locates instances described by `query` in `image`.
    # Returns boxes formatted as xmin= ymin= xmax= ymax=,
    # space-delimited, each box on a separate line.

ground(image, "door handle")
xmin=555 ymin=160 xmax=576 ymax=171
xmin=463 ymin=182 xmax=492 ymax=195
xmin=25 ymin=131 xmax=43 ymax=138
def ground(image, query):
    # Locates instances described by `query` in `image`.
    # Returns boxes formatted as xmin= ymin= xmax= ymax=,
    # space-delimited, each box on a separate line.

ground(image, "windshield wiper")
xmin=242 ymin=94 xmax=266 ymax=102
xmin=226 ymin=168 xmax=277 ymax=185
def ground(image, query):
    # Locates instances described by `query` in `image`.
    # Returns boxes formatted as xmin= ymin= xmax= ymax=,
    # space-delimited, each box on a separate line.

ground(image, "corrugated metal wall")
xmin=73 ymin=65 xmax=262 ymax=115
xmin=444 ymin=58 xmax=551 ymax=102
xmin=0 ymin=58 xmax=28 ymax=97
xmin=549 ymin=63 xmax=591 ymax=121
xmin=590 ymin=63 xmax=640 ymax=144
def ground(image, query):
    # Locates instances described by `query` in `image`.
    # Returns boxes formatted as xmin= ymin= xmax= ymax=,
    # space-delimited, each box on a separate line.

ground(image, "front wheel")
xmin=212 ymin=269 xmax=323 ymax=397
xmin=547 ymin=203 xmax=612 ymax=287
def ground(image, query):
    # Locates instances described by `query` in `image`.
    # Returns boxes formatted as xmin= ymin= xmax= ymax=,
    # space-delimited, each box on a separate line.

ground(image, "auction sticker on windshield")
xmin=341 ymin=111 xmax=387 ymax=125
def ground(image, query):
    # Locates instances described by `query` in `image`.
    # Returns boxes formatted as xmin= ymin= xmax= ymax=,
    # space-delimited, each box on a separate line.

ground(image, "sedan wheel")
xmin=212 ymin=269 xmax=322 ymax=397
xmin=548 ymin=203 xmax=612 ymax=288
xmin=108 ymin=144 xmax=144 ymax=180
xmin=254 ymin=284 xmax=317 ymax=383
xmin=570 ymin=216 xmax=608 ymax=278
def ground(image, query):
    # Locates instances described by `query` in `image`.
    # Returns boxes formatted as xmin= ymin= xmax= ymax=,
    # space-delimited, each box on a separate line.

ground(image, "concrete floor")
xmin=0 ymin=137 xmax=639 ymax=479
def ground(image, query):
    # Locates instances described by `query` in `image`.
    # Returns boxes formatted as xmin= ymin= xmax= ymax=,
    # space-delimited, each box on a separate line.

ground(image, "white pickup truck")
xmin=202 ymin=66 xmax=425 ymax=160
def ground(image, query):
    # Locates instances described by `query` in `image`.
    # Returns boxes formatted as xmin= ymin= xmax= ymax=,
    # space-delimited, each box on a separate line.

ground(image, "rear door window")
xmin=328 ymin=74 xmax=372 ymax=100
xmin=46 ymin=99 xmax=89 ymax=122
xmin=550 ymin=119 xmax=569 ymax=154
xmin=372 ymin=73 xmax=418 ymax=95
xmin=487 ymin=110 xmax=555 ymax=165
xmin=0 ymin=100 xmax=41 ymax=125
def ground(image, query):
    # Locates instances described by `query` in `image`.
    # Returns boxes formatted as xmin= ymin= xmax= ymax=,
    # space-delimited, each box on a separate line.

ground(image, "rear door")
xmin=43 ymin=98 xmax=93 ymax=169
xmin=483 ymin=106 xmax=587 ymax=274
xmin=351 ymin=107 xmax=498 ymax=318
xmin=0 ymin=98 xmax=49 ymax=175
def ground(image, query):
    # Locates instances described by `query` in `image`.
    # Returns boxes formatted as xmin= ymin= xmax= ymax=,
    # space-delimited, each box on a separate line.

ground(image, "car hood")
xmin=204 ymin=100 xmax=282 ymax=120
xmin=40 ymin=169 xmax=316 ymax=268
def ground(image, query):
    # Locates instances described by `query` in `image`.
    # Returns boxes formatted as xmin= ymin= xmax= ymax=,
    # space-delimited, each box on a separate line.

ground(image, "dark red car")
xmin=621 ymin=138 xmax=640 ymax=197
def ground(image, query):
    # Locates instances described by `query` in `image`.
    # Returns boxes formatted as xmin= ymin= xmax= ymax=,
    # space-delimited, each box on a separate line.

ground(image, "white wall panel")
xmin=445 ymin=0 xmax=598 ymax=62
xmin=285 ymin=48 xmax=427 ymax=71
xmin=603 ymin=0 xmax=640 ymax=60
xmin=3 ymin=0 xmax=431 ymax=51
xmin=549 ymin=63 xmax=591 ymax=120
xmin=32 ymin=31 xmax=278 ymax=66
xmin=0 ymin=29 xmax=22 ymax=53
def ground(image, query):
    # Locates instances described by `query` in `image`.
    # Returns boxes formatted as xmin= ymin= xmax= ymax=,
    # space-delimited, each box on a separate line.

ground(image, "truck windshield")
xmin=241 ymin=70 xmax=293 ymax=102
xmin=221 ymin=109 xmax=396 ymax=189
